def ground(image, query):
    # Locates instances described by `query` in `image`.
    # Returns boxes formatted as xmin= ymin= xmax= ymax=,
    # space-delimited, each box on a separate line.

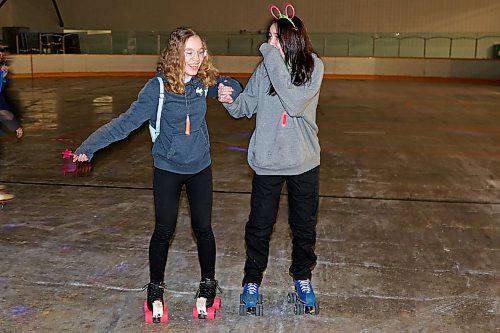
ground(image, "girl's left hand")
xmin=15 ymin=127 xmax=23 ymax=138
xmin=1 ymin=65 xmax=9 ymax=77
xmin=73 ymin=153 xmax=89 ymax=162
xmin=218 ymin=83 xmax=234 ymax=104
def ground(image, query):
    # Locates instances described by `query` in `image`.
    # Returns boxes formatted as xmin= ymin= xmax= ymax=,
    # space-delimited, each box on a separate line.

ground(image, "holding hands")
xmin=218 ymin=83 xmax=235 ymax=104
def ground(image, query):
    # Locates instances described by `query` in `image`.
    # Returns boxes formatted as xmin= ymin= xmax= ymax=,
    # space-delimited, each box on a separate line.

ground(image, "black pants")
xmin=0 ymin=108 xmax=19 ymax=133
xmin=149 ymin=166 xmax=215 ymax=282
xmin=243 ymin=166 xmax=319 ymax=285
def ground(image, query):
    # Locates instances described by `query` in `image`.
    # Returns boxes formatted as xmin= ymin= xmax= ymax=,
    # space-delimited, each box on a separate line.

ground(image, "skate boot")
xmin=239 ymin=283 xmax=263 ymax=316
xmin=0 ymin=192 xmax=14 ymax=209
xmin=0 ymin=192 xmax=14 ymax=201
xmin=288 ymin=279 xmax=319 ymax=315
xmin=192 ymin=278 xmax=222 ymax=319
xmin=142 ymin=282 xmax=168 ymax=323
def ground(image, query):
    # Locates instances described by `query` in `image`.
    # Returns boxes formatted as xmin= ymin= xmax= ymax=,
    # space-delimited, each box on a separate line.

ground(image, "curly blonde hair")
xmin=158 ymin=27 xmax=219 ymax=94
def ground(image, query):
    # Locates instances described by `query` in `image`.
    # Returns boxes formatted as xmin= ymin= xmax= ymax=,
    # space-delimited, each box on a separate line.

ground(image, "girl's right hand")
xmin=218 ymin=83 xmax=234 ymax=104
xmin=73 ymin=153 xmax=89 ymax=162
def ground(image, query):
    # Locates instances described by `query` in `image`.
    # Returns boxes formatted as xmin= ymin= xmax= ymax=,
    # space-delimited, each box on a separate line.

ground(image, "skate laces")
xmin=142 ymin=282 xmax=165 ymax=300
xmin=195 ymin=278 xmax=221 ymax=299
xmin=245 ymin=283 xmax=259 ymax=295
xmin=297 ymin=280 xmax=312 ymax=293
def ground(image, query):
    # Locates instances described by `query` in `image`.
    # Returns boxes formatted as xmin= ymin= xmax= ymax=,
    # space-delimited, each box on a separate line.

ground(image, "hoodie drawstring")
xmin=281 ymin=112 xmax=287 ymax=127
xmin=185 ymin=114 xmax=191 ymax=135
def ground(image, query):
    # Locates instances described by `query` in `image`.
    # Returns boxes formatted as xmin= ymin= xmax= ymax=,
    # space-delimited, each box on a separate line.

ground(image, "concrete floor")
xmin=0 ymin=76 xmax=499 ymax=332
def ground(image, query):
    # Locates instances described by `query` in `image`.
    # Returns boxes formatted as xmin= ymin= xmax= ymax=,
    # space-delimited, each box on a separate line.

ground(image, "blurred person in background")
xmin=0 ymin=48 xmax=24 ymax=202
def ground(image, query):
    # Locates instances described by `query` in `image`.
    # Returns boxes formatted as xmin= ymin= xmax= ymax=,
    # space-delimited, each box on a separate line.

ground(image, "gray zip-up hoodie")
xmin=223 ymin=43 xmax=324 ymax=176
xmin=75 ymin=73 xmax=242 ymax=174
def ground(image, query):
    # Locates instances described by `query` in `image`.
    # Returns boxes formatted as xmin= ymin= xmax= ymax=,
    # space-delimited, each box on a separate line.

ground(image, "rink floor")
xmin=0 ymin=76 xmax=499 ymax=332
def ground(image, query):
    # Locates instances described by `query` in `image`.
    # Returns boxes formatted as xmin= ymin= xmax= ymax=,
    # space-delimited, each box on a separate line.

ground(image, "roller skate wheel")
xmin=294 ymin=303 xmax=304 ymax=315
xmin=314 ymin=302 xmax=320 ymax=315
xmin=256 ymin=303 xmax=263 ymax=316
xmin=213 ymin=298 xmax=221 ymax=310
xmin=207 ymin=307 xmax=216 ymax=320
xmin=192 ymin=306 xmax=199 ymax=319
xmin=144 ymin=300 xmax=153 ymax=323
xmin=239 ymin=304 xmax=246 ymax=316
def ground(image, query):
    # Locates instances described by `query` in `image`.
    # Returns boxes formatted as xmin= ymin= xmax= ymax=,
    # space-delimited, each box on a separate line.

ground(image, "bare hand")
xmin=218 ymin=83 xmax=234 ymax=104
xmin=15 ymin=127 xmax=23 ymax=138
xmin=73 ymin=153 xmax=89 ymax=162
xmin=1 ymin=65 xmax=9 ymax=78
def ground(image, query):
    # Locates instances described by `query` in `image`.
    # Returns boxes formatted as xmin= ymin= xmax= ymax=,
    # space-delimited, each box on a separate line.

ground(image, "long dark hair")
xmin=268 ymin=16 xmax=316 ymax=96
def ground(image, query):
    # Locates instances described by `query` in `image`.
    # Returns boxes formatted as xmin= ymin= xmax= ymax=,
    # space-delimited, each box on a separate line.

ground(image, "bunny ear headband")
xmin=269 ymin=3 xmax=297 ymax=29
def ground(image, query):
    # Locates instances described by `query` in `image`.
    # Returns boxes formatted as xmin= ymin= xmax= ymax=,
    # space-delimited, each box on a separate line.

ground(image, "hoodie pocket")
xmin=252 ymin=125 xmax=307 ymax=169
xmin=156 ymin=128 xmax=209 ymax=166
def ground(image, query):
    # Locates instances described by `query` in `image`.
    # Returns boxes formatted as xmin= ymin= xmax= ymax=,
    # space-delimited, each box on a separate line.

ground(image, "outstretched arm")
xmin=73 ymin=78 xmax=158 ymax=161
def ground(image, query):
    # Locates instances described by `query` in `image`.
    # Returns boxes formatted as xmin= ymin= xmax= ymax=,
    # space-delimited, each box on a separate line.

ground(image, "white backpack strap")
xmin=155 ymin=76 xmax=165 ymax=135
xmin=150 ymin=76 xmax=165 ymax=142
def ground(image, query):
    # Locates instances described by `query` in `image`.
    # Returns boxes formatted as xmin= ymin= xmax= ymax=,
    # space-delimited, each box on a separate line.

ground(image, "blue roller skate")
xmin=239 ymin=283 xmax=263 ymax=316
xmin=287 ymin=279 xmax=319 ymax=315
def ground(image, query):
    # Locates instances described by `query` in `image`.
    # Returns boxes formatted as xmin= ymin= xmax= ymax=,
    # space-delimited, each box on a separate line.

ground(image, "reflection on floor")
xmin=0 ymin=77 xmax=499 ymax=332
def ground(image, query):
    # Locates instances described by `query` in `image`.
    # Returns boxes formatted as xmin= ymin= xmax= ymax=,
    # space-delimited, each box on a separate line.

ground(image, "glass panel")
xmin=324 ymin=35 xmax=349 ymax=56
xmin=425 ymin=38 xmax=451 ymax=58
xmin=450 ymin=38 xmax=476 ymax=59
xmin=476 ymin=36 xmax=500 ymax=59
xmin=228 ymin=35 xmax=254 ymax=55
xmin=348 ymin=35 xmax=373 ymax=56
xmin=9 ymin=31 xmax=499 ymax=59
xmin=374 ymin=37 xmax=399 ymax=57
xmin=399 ymin=37 xmax=425 ymax=57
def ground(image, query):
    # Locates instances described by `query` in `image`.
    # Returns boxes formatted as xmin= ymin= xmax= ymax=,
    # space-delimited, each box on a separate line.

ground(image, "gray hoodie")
xmin=224 ymin=43 xmax=324 ymax=176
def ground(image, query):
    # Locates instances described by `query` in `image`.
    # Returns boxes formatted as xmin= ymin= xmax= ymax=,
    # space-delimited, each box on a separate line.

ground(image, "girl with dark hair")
xmin=72 ymin=27 xmax=241 ymax=322
xmin=220 ymin=6 xmax=323 ymax=315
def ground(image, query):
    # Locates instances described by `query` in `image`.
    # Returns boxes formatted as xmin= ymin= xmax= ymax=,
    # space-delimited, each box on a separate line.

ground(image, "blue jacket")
xmin=75 ymin=73 xmax=242 ymax=174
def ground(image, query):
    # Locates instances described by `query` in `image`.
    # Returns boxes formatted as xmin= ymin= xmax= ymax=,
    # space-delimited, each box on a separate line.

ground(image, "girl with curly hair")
xmin=72 ymin=27 xmax=241 ymax=322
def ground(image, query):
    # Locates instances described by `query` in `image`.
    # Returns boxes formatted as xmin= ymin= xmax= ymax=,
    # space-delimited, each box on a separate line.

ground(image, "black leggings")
xmin=0 ymin=108 xmax=19 ymax=132
xmin=149 ymin=166 xmax=215 ymax=282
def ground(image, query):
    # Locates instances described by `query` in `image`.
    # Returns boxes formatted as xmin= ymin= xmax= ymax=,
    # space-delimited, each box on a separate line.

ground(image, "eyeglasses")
xmin=184 ymin=49 xmax=207 ymax=60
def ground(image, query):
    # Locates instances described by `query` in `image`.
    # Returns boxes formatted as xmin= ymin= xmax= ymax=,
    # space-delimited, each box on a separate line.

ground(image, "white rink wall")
xmin=8 ymin=54 xmax=500 ymax=81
